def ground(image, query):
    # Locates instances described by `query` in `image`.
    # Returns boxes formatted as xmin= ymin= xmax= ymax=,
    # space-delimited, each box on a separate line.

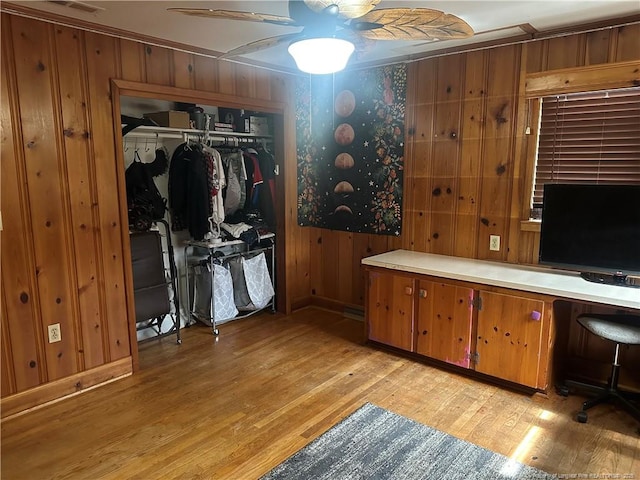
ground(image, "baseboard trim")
xmin=304 ymin=296 xmax=365 ymax=320
xmin=1 ymin=356 xmax=133 ymax=420
xmin=291 ymin=295 xmax=312 ymax=312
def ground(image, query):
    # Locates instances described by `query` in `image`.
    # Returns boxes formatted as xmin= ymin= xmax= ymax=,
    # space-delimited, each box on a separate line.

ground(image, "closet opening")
xmin=110 ymin=80 xmax=288 ymax=370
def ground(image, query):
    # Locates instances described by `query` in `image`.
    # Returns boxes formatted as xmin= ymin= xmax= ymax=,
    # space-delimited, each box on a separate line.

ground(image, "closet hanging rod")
xmin=122 ymin=125 xmax=272 ymax=141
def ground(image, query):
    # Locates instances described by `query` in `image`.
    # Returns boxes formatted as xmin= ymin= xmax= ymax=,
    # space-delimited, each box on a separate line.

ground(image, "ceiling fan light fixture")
xmin=288 ymin=37 xmax=355 ymax=74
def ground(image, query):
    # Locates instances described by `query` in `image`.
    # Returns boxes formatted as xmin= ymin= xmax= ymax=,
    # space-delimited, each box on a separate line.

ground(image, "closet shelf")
xmin=123 ymin=125 xmax=273 ymax=142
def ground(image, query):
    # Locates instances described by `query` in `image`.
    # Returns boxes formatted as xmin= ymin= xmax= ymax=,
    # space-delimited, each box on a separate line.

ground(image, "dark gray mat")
xmin=261 ymin=402 xmax=555 ymax=480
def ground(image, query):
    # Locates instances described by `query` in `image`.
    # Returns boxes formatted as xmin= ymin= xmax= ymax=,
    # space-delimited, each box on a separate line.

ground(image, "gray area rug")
xmin=261 ymin=402 xmax=555 ymax=480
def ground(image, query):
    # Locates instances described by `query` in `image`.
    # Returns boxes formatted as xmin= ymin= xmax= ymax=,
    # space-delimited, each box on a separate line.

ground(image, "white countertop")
xmin=362 ymin=250 xmax=640 ymax=310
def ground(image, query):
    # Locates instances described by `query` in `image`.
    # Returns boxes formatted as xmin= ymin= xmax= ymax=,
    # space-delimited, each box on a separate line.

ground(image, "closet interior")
xmin=120 ymin=94 xmax=279 ymax=341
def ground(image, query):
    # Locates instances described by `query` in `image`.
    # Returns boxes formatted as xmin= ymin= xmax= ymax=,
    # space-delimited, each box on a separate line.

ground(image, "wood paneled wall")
xmin=0 ymin=12 xmax=301 ymax=414
xmin=308 ymin=22 xmax=640 ymax=308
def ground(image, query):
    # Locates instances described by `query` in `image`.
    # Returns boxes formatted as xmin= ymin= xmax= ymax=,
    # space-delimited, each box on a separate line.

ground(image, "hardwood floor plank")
xmin=2 ymin=307 xmax=639 ymax=479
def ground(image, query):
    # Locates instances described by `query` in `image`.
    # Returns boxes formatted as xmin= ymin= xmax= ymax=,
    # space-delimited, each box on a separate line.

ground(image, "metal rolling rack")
xmin=183 ymin=233 xmax=275 ymax=335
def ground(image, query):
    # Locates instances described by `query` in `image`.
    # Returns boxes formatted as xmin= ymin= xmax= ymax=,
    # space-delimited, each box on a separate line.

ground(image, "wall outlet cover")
xmin=490 ymin=235 xmax=501 ymax=251
xmin=47 ymin=323 xmax=62 ymax=343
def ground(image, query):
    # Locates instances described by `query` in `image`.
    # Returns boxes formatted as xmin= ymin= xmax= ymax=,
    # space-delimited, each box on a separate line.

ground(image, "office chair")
xmin=567 ymin=313 xmax=640 ymax=424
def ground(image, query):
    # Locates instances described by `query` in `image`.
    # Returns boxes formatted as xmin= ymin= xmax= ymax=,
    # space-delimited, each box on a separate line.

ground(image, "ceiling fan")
xmin=169 ymin=1 xmax=474 ymax=74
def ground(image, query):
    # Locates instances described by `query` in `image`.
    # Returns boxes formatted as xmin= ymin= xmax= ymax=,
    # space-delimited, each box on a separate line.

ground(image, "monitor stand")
xmin=580 ymin=271 xmax=640 ymax=288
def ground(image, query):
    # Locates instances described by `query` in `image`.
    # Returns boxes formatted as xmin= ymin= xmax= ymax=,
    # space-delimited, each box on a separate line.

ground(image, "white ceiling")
xmin=5 ymin=1 xmax=640 ymax=73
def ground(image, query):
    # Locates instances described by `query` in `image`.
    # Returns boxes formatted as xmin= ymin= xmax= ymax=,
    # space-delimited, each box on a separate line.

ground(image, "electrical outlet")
xmin=48 ymin=323 xmax=61 ymax=343
xmin=489 ymin=235 xmax=501 ymax=252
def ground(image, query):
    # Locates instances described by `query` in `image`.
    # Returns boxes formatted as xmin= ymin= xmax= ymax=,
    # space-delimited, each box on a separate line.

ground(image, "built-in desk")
xmin=362 ymin=250 xmax=640 ymax=391
xmin=363 ymin=250 xmax=640 ymax=310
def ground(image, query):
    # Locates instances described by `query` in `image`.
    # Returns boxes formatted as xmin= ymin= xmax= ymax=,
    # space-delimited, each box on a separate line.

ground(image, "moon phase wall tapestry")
xmin=296 ymin=64 xmax=406 ymax=235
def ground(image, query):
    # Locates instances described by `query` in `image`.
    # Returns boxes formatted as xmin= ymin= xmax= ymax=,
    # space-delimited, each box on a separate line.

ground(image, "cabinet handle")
xmin=530 ymin=310 xmax=541 ymax=321
xmin=419 ymin=289 xmax=427 ymax=298
xmin=404 ymin=286 xmax=413 ymax=296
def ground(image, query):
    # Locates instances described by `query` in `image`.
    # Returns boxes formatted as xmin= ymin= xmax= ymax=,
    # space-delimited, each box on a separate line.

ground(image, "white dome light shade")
xmin=288 ymin=38 xmax=355 ymax=74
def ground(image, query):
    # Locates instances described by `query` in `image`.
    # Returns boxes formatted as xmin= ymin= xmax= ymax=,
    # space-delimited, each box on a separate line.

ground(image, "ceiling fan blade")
xmin=341 ymin=29 xmax=377 ymax=57
xmin=168 ymin=8 xmax=299 ymax=27
xmin=355 ymin=8 xmax=474 ymax=41
xmin=303 ymin=0 xmax=381 ymax=19
xmin=220 ymin=33 xmax=303 ymax=58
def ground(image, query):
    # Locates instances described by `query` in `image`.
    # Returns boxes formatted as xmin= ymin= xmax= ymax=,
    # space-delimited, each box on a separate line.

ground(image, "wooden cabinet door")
xmin=415 ymin=280 xmax=474 ymax=368
xmin=475 ymin=291 xmax=545 ymax=388
xmin=367 ymin=270 xmax=415 ymax=351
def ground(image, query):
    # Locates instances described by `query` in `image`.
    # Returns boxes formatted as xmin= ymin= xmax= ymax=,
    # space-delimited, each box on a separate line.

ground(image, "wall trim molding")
xmin=1 ymin=357 xmax=132 ymax=420
xmin=525 ymin=60 xmax=640 ymax=96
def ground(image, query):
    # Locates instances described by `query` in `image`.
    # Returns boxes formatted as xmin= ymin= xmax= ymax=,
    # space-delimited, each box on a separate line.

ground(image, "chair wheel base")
xmin=577 ymin=410 xmax=588 ymax=423
xmin=557 ymin=385 xmax=570 ymax=397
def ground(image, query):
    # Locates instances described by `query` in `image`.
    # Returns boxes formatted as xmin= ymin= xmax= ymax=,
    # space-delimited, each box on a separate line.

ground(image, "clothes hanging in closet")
xmin=242 ymin=149 xmax=263 ymax=208
xmin=168 ymin=142 xmax=210 ymax=240
xmin=220 ymin=151 xmax=247 ymax=217
xmin=202 ymin=145 xmax=226 ymax=232
xmin=168 ymin=141 xmax=275 ymax=241
xmin=256 ymin=146 xmax=277 ymax=230
xmin=244 ymin=148 xmax=276 ymax=231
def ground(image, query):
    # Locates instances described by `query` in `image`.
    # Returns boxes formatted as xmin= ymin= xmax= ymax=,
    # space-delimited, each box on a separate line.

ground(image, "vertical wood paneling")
xmin=320 ymin=230 xmax=340 ymax=301
xmin=1 ymin=16 xmax=44 ymax=392
xmin=352 ymin=234 xmax=379 ymax=306
xmin=614 ymin=23 xmax=640 ymax=62
xmin=118 ymin=39 xmax=145 ymax=82
xmin=518 ymin=231 xmax=540 ymax=264
xmin=235 ymin=63 xmax=258 ymax=99
xmin=546 ymin=34 xmax=585 ymax=70
xmin=505 ymin=46 xmax=531 ymax=264
xmin=53 ymin=25 xmax=105 ymax=370
xmin=428 ymin=55 xmax=464 ymax=255
xmin=11 ymin=16 xmax=78 ymax=380
xmin=337 ymin=232 xmax=354 ymax=304
xmin=193 ymin=55 xmax=219 ymax=92
xmin=83 ymin=31 xmax=130 ymax=361
xmin=290 ymin=223 xmax=311 ymax=309
xmin=143 ymin=44 xmax=172 ymax=86
xmin=585 ymin=29 xmax=612 ymax=65
xmin=254 ymin=68 xmax=273 ymax=101
xmin=477 ymin=45 xmax=520 ymax=261
xmin=217 ymin=61 xmax=237 ymax=95
xmin=309 ymin=228 xmax=323 ymax=299
xmin=400 ymin=63 xmax=419 ymax=254
xmin=455 ymin=51 xmax=487 ymax=258
xmin=172 ymin=51 xmax=195 ymax=89
xmin=405 ymin=59 xmax=437 ymax=252
xmin=1 ymin=292 xmax=15 ymax=395
xmin=525 ymin=40 xmax=545 ymax=74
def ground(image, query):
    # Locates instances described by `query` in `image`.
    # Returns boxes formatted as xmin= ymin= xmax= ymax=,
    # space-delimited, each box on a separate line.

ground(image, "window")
xmin=531 ymin=86 xmax=640 ymax=215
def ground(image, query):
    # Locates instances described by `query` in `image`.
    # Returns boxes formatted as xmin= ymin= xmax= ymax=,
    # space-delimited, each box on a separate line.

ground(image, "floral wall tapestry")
xmin=296 ymin=64 xmax=406 ymax=235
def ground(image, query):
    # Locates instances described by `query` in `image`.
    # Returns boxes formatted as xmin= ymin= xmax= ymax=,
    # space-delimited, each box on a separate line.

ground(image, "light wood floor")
xmin=2 ymin=308 xmax=639 ymax=479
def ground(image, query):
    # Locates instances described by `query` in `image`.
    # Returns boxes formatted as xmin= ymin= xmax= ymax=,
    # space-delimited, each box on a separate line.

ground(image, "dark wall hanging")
xmin=296 ymin=64 xmax=406 ymax=235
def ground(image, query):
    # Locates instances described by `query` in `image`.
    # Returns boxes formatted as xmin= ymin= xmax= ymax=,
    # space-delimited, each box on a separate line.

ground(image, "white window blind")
xmin=532 ymin=87 xmax=640 ymax=207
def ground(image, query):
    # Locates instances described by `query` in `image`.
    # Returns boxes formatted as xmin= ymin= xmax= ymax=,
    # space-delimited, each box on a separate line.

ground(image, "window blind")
xmin=532 ymin=87 xmax=640 ymax=207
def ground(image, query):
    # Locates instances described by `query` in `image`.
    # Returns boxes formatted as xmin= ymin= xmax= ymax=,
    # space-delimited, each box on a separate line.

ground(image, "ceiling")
xmin=4 ymin=1 xmax=639 ymax=73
